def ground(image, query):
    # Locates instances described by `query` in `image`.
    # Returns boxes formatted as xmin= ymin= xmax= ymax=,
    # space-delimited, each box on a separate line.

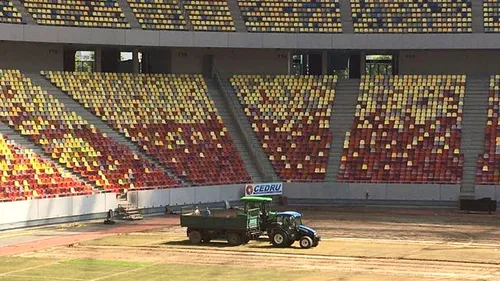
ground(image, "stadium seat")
xmin=477 ymin=75 xmax=500 ymax=184
xmin=43 ymin=71 xmax=251 ymax=186
xmin=350 ymin=0 xmax=472 ymax=33
xmin=127 ymin=0 xmax=187 ymax=30
xmin=0 ymin=69 xmax=179 ymax=192
xmin=238 ymin=0 xmax=342 ymax=33
xmin=484 ymin=0 xmax=500 ymax=33
xmin=0 ymin=133 xmax=92 ymax=202
xmin=338 ymin=75 xmax=465 ymax=184
xmin=22 ymin=0 xmax=130 ymax=28
xmin=184 ymin=0 xmax=235 ymax=32
xmin=230 ymin=75 xmax=335 ymax=181
xmin=0 ymin=0 xmax=24 ymax=24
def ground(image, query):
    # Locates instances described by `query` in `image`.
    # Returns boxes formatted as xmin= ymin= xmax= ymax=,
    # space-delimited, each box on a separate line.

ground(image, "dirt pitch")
xmin=2 ymin=206 xmax=500 ymax=281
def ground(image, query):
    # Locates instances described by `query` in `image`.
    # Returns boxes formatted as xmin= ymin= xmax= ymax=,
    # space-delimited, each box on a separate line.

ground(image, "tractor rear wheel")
xmin=299 ymin=236 xmax=313 ymax=249
xmin=188 ymin=230 xmax=202 ymax=245
xmin=271 ymin=230 xmax=289 ymax=247
xmin=227 ymin=232 xmax=242 ymax=246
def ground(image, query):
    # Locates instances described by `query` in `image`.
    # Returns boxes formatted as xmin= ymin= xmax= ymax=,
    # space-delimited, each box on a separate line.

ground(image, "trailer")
xmin=180 ymin=206 xmax=262 ymax=246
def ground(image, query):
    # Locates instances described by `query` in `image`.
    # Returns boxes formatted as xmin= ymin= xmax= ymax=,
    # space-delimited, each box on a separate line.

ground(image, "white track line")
xmin=6 ymin=274 xmax=85 ymax=280
xmin=89 ymin=264 xmax=155 ymax=281
xmin=0 ymin=261 xmax=59 ymax=276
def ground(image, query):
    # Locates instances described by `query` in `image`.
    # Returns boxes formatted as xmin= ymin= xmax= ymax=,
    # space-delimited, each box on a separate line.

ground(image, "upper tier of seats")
xmin=0 ymin=69 xmax=178 ymax=192
xmin=231 ymin=75 xmax=335 ymax=181
xmin=477 ymin=75 xmax=500 ymax=184
xmin=484 ymin=0 xmax=500 ymax=33
xmin=22 ymin=0 xmax=130 ymax=28
xmin=339 ymin=75 xmax=464 ymax=183
xmin=0 ymin=0 xmax=24 ymax=24
xmin=350 ymin=0 xmax=472 ymax=33
xmin=238 ymin=0 xmax=342 ymax=33
xmin=0 ymin=134 xmax=91 ymax=201
xmin=127 ymin=0 xmax=187 ymax=30
xmin=184 ymin=0 xmax=235 ymax=32
xmin=44 ymin=71 xmax=250 ymax=186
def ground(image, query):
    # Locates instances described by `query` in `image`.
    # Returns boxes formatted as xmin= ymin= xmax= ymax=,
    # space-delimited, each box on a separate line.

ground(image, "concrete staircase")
xmin=213 ymin=72 xmax=279 ymax=182
xmin=325 ymin=79 xmax=360 ymax=182
xmin=0 ymin=121 xmax=91 ymax=185
xmin=226 ymin=0 xmax=247 ymax=32
xmin=10 ymin=0 xmax=36 ymax=25
xmin=178 ymin=0 xmax=193 ymax=31
xmin=205 ymin=78 xmax=262 ymax=182
xmin=116 ymin=0 xmax=141 ymax=29
xmin=116 ymin=196 xmax=143 ymax=220
xmin=471 ymin=0 xmax=484 ymax=33
xmin=338 ymin=0 xmax=354 ymax=33
xmin=460 ymin=78 xmax=490 ymax=198
xmin=25 ymin=73 xmax=188 ymax=187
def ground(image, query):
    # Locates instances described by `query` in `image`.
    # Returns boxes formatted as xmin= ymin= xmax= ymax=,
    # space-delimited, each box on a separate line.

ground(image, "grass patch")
xmin=63 ymin=259 xmax=152 ymax=268
xmin=79 ymin=235 xmax=167 ymax=247
xmin=0 ymin=257 xmax=55 ymax=274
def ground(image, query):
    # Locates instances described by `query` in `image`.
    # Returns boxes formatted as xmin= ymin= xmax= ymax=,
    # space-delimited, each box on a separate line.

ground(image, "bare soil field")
xmin=2 ymin=207 xmax=500 ymax=281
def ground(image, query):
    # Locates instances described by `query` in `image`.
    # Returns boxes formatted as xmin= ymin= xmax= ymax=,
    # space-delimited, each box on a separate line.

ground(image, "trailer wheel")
xmin=201 ymin=232 xmax=211 ymax=243
xmin=299 ymin=236 xmax=313 ymax=249
xmin=271 ymin=230 xmax=289 ymax=247
xmin=241 ymin=234 xmax=250 ymax=244
xmin=188 ymin=230 xmax=202 ymax=245
xmin=227 ymin=232 xmax=242 ymax=246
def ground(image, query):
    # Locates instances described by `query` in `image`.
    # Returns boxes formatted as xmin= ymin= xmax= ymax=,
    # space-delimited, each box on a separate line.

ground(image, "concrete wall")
xmin=0 ymin=42 xmax=62 ymax=73
xmin=170 ymin=48 xmax=288 ymax=74
xmin=3 ymin=24 xmax=500 ymax=50
xmin=128 ymin=184 xmax=245 ymax=209
xmin=399 ymin=50 xmax=500 ymax=76
xmin=0 ymin=193 xmax=117 ymax=230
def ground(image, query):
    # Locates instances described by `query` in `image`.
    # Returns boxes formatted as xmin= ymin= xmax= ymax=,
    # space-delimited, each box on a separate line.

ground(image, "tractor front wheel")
xmin=299 ymin=236 xmax=313 ymax=249
xmin=271 ymin=230 xmax=289 ymax=247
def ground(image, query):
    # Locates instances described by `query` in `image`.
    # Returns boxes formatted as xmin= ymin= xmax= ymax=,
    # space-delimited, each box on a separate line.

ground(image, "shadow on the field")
xmin=163 ymin=240 xmax=234 ymax=248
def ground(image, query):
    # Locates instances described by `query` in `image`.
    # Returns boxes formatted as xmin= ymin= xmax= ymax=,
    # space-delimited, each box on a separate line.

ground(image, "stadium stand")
xmin=0 ymin=0 xmax=24 ymax=24
xmin=238 ymin=0 xmax=342 ymax=33
xmin=184 ymin=0 xmax=235 ymax=31
xmin=0 ymin=133 xmax=92 ymax=201
xmin=126 ymin=0 xmax=187 ymax=30
xmin=0 ymin=69 xmax=178 ymax=192
xmin=350 ymin=0 xmax=472 ymax=33
xmin=338 ymin=75 xmax=464 ymax=184
xmin=484 ymin=0 xmax=500 ymax=33
xmin=43 ymin=71 xmax=250 ymax=186
xmin=476 ymin=75 xmax=500 ymax=184
xmin=21 ymin=0 xmax=130 ymax=28
xmin=230 ymin=75 xmax=335 ymax=181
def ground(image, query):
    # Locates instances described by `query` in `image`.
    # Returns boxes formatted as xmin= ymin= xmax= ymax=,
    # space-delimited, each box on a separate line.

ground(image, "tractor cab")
xmin=240 ymin=196 xmax=276 ymax=232
xmin=269 ymin=211 xmax=320 ymax=249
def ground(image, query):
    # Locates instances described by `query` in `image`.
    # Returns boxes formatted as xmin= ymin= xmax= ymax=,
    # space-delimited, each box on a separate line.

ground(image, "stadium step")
xmin=325 ymin=79 xmax=360 ymax=182
xmin=460 ymin=78 xmax=490 ymax=196
xmin=211 ymin=73 xmax=279 ymax=182
xmin=178 ymin=0 xmax=193 ymax=31
xmin=25 ymin=73 xmax=189 ymax=188
xmin=338 ymin=0 xmax=354 ymax=33
xmin=115 ymin=0 xmax=141 ymax=29
xmin=471 ymin=0 xmax=484 ymax=33
xmin=226 ymin=0 xmax=247 ymax=32
xmin=205 ymin=77 xmax=262 ymax=183
xmin=0 ymin=121 xmax=92 ymax=186
xmin=10 ymin=0 xmax=36 ymax=25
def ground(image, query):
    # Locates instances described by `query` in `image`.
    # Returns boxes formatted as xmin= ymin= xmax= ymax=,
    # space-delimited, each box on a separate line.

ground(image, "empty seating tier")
xmin=0 ymin=70 xmax=177 ymax=192
xmin=184 ymin=0 xmax=235 ymax=31
xmin=127 ymin=0 xmax=187 ymax=30
xmin=477 ymin=76 xmax=500 ymax=184
xmin=22 ymin=0 xmax=130 ymax=28
xmin=0 ymin=0 xmax=24 ymax=24
xmin=238 ymin=0 xmax=342 ymax=33
xmin=0 ymin=134 xmax=91 ymax=201
xmin=339 ymin=75 xmax=464 ymax=184
xmin=231 ymin=75 xmax=336 ymax=181
xmin=484 ymin=0 xmax=500 ymax=33
xmin=44 ymin=71 xmax=250 ymax=186
xmin=351 ymin=0 xmax=472 ymax=33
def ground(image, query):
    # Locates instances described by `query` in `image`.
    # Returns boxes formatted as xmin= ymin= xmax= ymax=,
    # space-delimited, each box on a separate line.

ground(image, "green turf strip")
xmin=0 ymin=257 xmax=55 ymax=274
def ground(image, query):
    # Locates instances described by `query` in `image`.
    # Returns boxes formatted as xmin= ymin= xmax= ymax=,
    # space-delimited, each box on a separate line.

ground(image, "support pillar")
xmin=322 ymin=50 xmax=328 ymax=75
xmin=95 ymin=48 xmax=102 ymax=72
xmin=133 ymin=48 xmax=139 ymax=74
